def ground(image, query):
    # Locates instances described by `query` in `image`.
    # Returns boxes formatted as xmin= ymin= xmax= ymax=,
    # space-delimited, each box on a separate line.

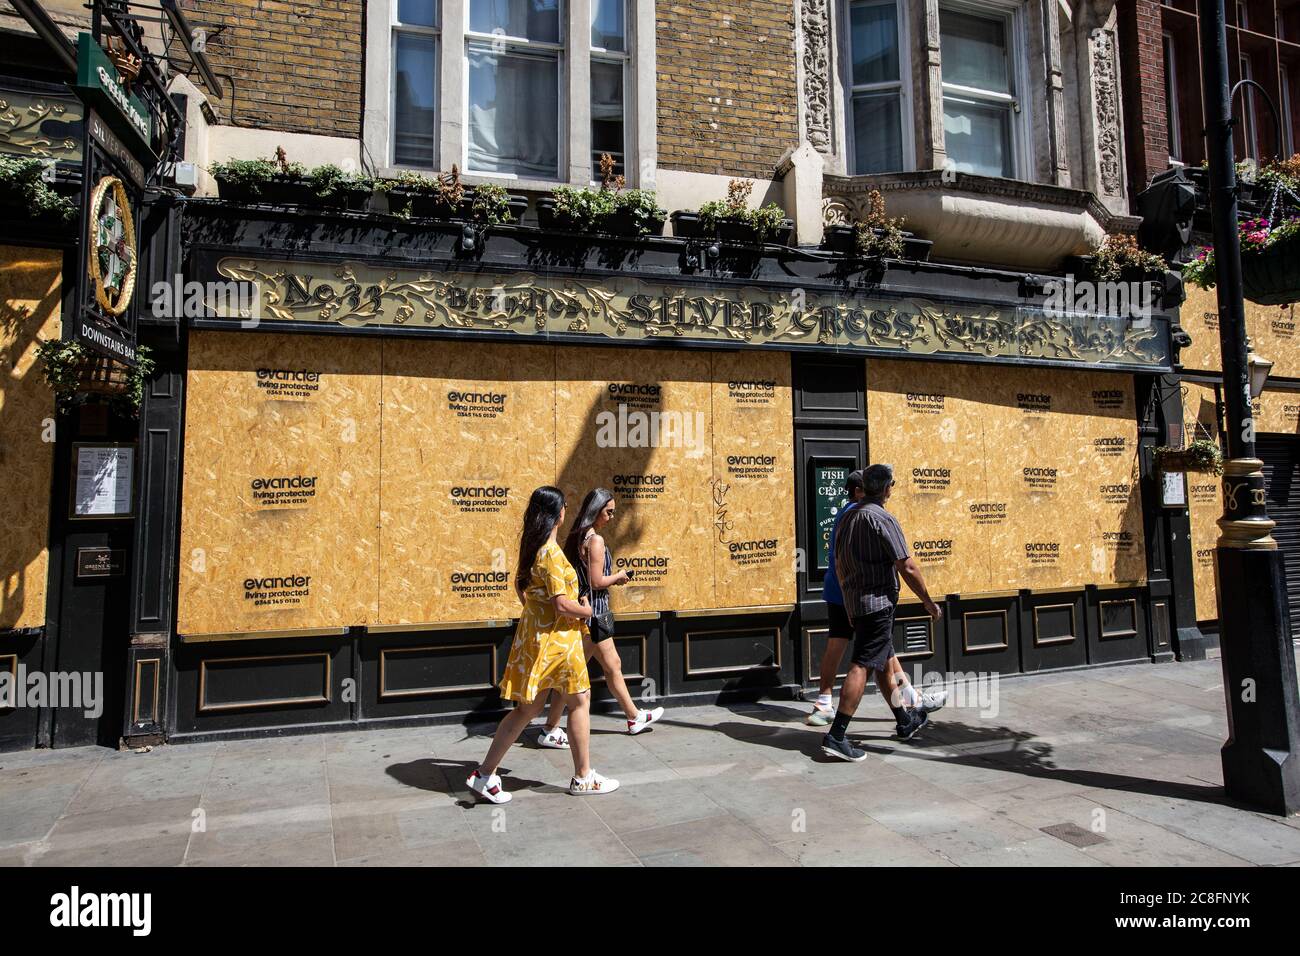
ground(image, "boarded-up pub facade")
xmin=0 ymin=0 xmax=1230 ymax=747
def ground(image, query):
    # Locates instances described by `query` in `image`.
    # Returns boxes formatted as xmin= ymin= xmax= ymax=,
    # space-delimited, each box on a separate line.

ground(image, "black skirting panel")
xmin=171 ymin=634 xmax=353 ymax=735
xmin=947 ymin=594 xmax=1021 ymax=675
xmin=359 ymin=625 xmax=515 ymax=722
xmin=665 ymin=611 xmax=796 ymax=701
xmin=1019 ymin=591 xmax=1088 ymax=672
xmin=1086 ymin=585 xmax=1151 ymax=665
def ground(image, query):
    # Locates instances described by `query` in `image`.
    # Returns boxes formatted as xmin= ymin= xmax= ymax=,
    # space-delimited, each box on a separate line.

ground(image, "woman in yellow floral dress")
xmin=467 ymin=486 xmax=621 ymax=803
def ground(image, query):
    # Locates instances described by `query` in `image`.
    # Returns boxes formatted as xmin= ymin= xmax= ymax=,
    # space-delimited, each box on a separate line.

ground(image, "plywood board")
xmin=1180 ymin=283 xmax=1300 ymax=378
xmin=1254 ymin=387 xmax=1300 ymax=436
xmin=554 ymin=346 xmax=715 ymax=613
xmin=867 ymin=360 xmax=1146 ymax=598
xmin=379 ymin=339 xmax=556 ymax=625
xmin=0 ymin=247 xmax=60 ymax=630
xmin=1183 ymin=381 xmax=1222 ymax=623
xmin=177 ymin=330 xmax=382 ymax=634
xmin=866 ymin=360 xmax=993 ymax=597
xmin=710 ymin=350 xmax=795 ymax=607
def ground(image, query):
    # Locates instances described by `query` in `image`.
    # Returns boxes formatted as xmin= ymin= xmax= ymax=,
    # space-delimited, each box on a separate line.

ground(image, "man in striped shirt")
xmin=823 ymin=463 xmax=943 ymax=761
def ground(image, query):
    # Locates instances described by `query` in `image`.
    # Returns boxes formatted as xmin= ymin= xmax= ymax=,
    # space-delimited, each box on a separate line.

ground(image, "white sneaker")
xmin=920 ymin=689 xmax=949 ymax=713
xmin=569 ymin=769 xmax=620 ymax=796
xmin=537 ymin=726 xmax=570 ymax=749
xmin=627 ymin=706 xmax=664 ymax=735
xmin=466 ymin=770 xmax=512 ymax=804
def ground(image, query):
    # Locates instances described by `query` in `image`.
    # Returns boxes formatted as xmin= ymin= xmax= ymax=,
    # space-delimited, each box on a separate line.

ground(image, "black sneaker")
xmin=821 ymin=733 xmax=868 ymax=762
xmin=896 ymin=709 xmax=928 ymax=741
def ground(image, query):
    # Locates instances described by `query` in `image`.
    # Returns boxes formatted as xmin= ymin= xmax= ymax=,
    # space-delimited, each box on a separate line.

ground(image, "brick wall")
xmin=1117 ymin=0 xmax=1169 ymax=203
xmin=656 ymin=1 xmax=799 ymax=178
xmin=183 ymin=0 xmax=363 ymax=138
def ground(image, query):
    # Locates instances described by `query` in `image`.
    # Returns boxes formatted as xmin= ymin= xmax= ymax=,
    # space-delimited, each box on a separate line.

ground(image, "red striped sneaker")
xmin=466 ymin=769 xmax=512 ymax=804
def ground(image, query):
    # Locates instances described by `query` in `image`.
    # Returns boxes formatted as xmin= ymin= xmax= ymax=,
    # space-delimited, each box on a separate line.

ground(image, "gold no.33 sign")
xmin=87 ymin=174 xmax=137 ymax=316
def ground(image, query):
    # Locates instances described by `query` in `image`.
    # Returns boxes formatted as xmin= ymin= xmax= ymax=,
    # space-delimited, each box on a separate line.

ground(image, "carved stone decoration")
xmin=1090 ymin=28 xmax=1123 ymax=197
xmin=801 ymin=0 xmax=833 ymax=154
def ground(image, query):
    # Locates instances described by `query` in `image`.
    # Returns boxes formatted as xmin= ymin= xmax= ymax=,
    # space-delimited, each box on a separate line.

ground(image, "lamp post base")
xmin=1215 ymin=546 xmax=1300 ymax=816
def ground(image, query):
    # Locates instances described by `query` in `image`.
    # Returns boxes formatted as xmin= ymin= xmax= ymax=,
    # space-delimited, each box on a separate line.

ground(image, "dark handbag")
xmin=589 ymin=608 xmax=616 ymax=640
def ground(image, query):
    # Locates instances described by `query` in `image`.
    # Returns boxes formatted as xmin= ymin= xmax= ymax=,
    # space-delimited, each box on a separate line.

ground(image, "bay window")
xmin=940 ymin=4 xmax=1022 ymax=178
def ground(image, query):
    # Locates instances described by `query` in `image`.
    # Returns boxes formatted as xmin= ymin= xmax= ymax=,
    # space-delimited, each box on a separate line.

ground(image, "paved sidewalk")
xmin=2 ymin=655 xmax=1299 ymax=866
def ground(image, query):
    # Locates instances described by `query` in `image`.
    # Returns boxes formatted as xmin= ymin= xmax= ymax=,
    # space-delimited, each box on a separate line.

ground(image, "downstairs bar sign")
xmin=207 ymin=258 xmax=1173 ymax=371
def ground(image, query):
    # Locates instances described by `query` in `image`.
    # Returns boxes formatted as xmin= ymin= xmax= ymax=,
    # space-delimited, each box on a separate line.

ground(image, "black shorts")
xmin=849 ymin=605 xmax=896 ymax=671
xmin=826 ymin=601 xmax=853 ymax=641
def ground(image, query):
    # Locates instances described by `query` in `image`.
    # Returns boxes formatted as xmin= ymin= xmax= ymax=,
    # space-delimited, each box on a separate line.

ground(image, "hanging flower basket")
xmin=34 ymin=339 xmax=155 ymax=416
xmin=1154 ymin=440 xmax=1223 ymax=476
xmin=1241 ymin=238 xmax=1300 ymax=306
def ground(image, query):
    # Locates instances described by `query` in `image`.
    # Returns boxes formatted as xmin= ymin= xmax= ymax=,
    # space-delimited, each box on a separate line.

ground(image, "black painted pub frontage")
xmin=4 ymin=178 xmax=1214 ymax=749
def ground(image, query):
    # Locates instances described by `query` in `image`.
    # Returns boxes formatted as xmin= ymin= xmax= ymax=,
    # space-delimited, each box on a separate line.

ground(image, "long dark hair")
xmin=516 ymin=486 xmax=566 ymax=594
xmin=564 ymin=487 xmax=614 ymax=572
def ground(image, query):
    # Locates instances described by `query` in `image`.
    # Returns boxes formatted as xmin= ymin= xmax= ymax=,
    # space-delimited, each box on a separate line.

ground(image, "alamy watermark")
xmin=0 ymin=665 xmax=103 ymax=718
xmin=150 ymin=273 xmax=263 ymax=328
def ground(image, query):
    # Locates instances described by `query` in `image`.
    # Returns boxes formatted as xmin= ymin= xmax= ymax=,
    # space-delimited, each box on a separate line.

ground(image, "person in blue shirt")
xmin=807 ymin=469 xmax=948 ymax=726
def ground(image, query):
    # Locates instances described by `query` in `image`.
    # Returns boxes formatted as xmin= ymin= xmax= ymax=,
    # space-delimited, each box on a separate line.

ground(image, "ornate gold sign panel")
xmin=211 ymin=258 xmax=1171 ymax=370
xmin=88 ymin=175 xmax=137 ymax=316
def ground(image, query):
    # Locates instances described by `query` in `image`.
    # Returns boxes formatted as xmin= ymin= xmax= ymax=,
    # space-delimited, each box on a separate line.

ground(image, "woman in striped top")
xmin=535 ymin=488 xmax=665 ymax=745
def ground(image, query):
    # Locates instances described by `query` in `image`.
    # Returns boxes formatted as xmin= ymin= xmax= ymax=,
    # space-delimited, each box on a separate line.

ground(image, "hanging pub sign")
xmin=70 ymin=32 xmax=153 ymax=367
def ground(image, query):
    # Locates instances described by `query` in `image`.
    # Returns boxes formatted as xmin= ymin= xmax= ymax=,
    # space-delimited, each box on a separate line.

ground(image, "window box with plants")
xmin=0 ymin=155 xmax=78 ymax=226
xmin=534 ymin=155 xmax=666 ymax=238
xmin=671 ymin=179 xmax=793 ymax=247
xmin=1154 ymin=439 xmax=1224 ymax=476
xmin=384 ymin=166 xmax=524 ymax=226
xmin=820 ymin=190 xmax=931 ymax=262
xmin=1183 ymin=156 xmax=1300 ymax=306
xmin=35 ymin=339 xmax=156 ymax=417
xmin=1062 ymin=234 xmax=1176 ymax=309
xmin=209 ymin=148 xmax=378 ymax=211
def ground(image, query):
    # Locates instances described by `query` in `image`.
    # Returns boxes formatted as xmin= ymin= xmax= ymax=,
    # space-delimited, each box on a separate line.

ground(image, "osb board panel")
xmin=1183 ymin=381 xmax=1221 ymax=623
xmin=867 ymin=360 xmax=1146 ymax=597
xmin=379 ymin=340 xmax=556 ymax=625
xmin=0 ymin=247 xmax=60 ymax=630
xmin=866 ymin=361 xmax=993 ymax=596
xmin=1253 ymin=387 xmax=1300 ymax=436
xmin=177 ymin=331 xmax=382 ymax=635
xmin=555 ymin=347 xmax=715 ymax=613
xmin=1180 ymin=284 xmax=1300 ymax=377
xmin=710 ymin=350 xmax=795 ymax=608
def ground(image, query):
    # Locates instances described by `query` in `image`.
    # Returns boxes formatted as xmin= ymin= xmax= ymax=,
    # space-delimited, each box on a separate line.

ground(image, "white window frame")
xmin=1240 ymin=53 xmax=1259 ymax=161
xmin=589 ymin=0 xmax=631 ymax=181
xmin=841 ymin=0 xmax=915 ymax=175
xmin=364 ymin=0 xmax=655 ymax=190
xmin=464 ymin=2 xmax=568 ymax=181
xmin=389 ymin=3 xmax=441 ymax=171
xmin=1163 ymin=31 xmax=1183 ymax=163
xmin=937 ymin=0 xmax=1031 ymax=180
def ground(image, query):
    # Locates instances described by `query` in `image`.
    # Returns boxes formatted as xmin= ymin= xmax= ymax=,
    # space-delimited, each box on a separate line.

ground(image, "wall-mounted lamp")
xmin=1247 ymin=347 xmax=1273 ymax=400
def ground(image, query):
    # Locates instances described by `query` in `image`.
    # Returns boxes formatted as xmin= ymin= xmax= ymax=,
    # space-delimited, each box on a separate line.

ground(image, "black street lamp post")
xmin=1197 ymin=0 xmax=1300 ymax=815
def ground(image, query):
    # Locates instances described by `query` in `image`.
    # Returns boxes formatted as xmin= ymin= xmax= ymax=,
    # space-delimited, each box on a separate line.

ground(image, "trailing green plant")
xmin=697 ymin=178 xmax=787 ymax=240
xmin=0 ymin=155 xmax=77 ymax=223
xmin=545 ymin=153 xmax=664 ymax=235
xmin=853 ymin=189 xmax=905 ymax=259
xmin=551 ymin=184 xmax=618 ymax=231
xmin=470 ymin=181 xmax=514 ymax=224
xmin=34 ymin=339 xmax=156 ymax=417
xmin=1090 ymin=233 xmax=1167 ymax=281
xmin=1155 ymin=439 xmax=1223 ymax=476
xmin=307 ymin=163 xmax=377 ymax=199
xmin=615 ymin=188 xmax=667 ymax=235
